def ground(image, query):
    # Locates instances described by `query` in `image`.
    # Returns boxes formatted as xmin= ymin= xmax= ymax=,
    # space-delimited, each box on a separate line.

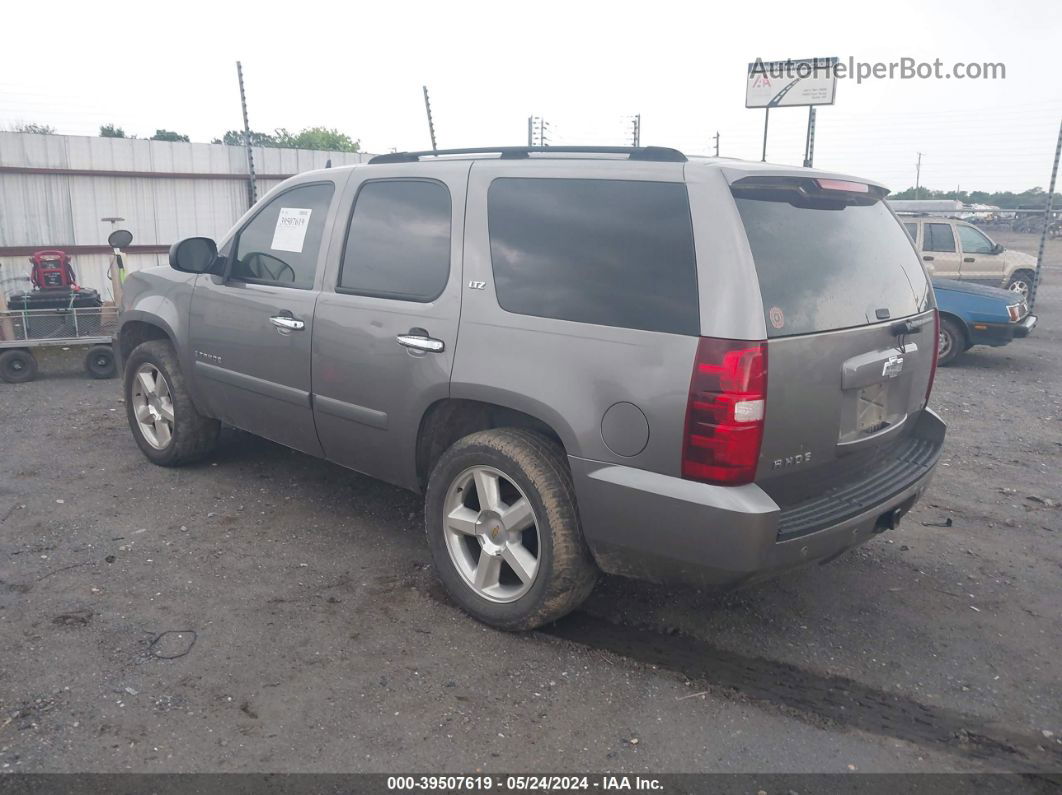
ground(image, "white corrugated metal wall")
xmin=0 ymin=132 xmax=373 ymax=301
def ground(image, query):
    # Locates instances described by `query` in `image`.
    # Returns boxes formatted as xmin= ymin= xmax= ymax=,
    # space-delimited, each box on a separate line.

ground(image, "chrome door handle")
xmin=396 ymin=334 xmax=444 ymax=353
xmin=270 ymin=315 xmax=305 ymax=331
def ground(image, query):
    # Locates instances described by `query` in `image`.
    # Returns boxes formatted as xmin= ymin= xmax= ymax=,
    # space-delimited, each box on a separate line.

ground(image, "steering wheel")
xmin=243 ymin=252 xmax=296 ymax=283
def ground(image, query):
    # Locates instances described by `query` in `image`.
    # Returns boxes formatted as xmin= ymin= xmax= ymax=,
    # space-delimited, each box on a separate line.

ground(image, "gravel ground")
xmin=0 ymin=231 xmax=1059 ymax=774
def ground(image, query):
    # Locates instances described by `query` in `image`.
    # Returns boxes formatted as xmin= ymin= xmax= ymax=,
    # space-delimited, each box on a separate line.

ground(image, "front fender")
xmin=119 ymin=267 xmax=205 ymax=405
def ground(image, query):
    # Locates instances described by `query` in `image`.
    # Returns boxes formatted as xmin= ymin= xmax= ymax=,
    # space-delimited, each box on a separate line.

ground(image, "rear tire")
xmin=0 ymin=349 xmax=37 ymax=383
xmin=424 ymin=428 xmax=598 ymax=631
xmin=1006 ymin=270 xmax=1035 ymax=300
xmin=938 ymin=316 xmax=966 ymax=366
xmin=123 ymin=340 xmax=219 ymax=466
xmin=84 ymin=345 xmax=117 ymax=379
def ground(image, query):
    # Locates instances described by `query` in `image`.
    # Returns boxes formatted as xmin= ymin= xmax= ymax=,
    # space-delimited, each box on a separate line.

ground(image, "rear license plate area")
xmin=856 ymin=382 xmax=888 ymax=434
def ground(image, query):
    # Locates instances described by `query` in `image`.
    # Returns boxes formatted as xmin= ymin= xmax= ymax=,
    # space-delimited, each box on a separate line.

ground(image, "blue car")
xmin=933 ymin=278 xmax=1037 ymax=365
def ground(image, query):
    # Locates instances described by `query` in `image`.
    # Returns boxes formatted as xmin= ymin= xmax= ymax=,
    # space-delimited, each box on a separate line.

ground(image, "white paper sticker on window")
xmin=271 ymin=208 xmax=312 ymax=253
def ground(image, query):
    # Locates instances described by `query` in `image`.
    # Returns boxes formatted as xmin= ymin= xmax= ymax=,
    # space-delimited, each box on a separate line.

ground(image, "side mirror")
xmin=992 ymin=242 xmax=1004 ymax=255
xmin=108 ymin=229 xmax=133 ymax=249
xmin=169 ymin=237 xmax=218 ymax=274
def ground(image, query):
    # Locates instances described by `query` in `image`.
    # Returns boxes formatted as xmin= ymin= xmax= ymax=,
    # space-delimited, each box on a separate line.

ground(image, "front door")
xmin=955 ymin=223 xmax=1003 ymax=285
xmin=311 ymin=162 xmax=470 ymax=489
xmin=921 ymin=221 xmax=961 ymax=279
xmin=188 ymin=180 xmax=339 ymax=456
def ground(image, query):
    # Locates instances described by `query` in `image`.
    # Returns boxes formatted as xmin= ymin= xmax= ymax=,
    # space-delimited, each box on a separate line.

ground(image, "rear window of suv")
xmin=487 ymin=178 xmax=699 ymax=335
xmin=732 ymin=178 xmax=931 ymax=338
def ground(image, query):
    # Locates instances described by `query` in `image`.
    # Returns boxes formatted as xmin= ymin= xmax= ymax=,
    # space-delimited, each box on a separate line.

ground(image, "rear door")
xmin=188 ymin=180 xmax=338 ymax=456
xmin=311 ymin=162 xmax=469 ymax=490
xmin=921 ymin=221 xmax=962 ymax=279
xmin=730 ymin=177 xmax=935 ymax=508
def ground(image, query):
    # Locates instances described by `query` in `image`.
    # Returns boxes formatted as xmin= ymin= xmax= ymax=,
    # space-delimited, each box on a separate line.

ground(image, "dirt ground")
xmin=1 ymin=231 xmax=1059 ymax=775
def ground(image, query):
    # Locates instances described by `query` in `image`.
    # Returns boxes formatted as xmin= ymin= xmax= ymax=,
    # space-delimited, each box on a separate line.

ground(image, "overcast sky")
xmin=3 ymin=0 xmax=1059 ymax=192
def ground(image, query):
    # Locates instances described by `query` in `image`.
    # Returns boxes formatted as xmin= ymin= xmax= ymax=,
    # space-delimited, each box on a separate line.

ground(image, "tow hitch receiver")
xmin=873 ymin=495 xmax=918 ymax=534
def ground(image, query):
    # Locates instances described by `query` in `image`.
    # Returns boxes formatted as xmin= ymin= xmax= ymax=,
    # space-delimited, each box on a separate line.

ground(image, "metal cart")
xmin=0 ymin=305 xmax=119 ymax=383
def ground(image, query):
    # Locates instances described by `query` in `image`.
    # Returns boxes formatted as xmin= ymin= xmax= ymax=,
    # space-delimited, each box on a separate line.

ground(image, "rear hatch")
xmin=731 ymin=176 xmax=937 ymax=515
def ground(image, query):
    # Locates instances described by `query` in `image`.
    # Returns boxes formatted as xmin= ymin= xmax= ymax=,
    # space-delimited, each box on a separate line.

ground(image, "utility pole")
xmin=531 ymin=116 xmax=549 ymax=147
xmin=713 ymin=131 xmax=720 ymax=157
xmin=630 ymin=114 xmax=641 ymax=147
xmin=1031 ymin=116 xmax=1062 ymax=310
xmin=422 ymin=86 xmax=437 ymax=152
xmin=915 ymin=152 xmax=924 ymax=200
xmin=803 ymin=106 xmax=817 ymax=168
xmin=236 ymin=61 xmax=257 ymax=207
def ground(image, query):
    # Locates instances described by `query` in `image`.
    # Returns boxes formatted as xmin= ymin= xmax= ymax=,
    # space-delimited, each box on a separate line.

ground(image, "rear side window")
xmin=231 ymin=182 xmax=335 ymax=288
xmin=903 ymin=222 xmax=918 ymax=242
xmin=733 ymin=182 xmax=931 ymax=338
xmin=339 ymin=180 xmax=451 ymax=301
xmin=924 ymin=223 xmax=956 ymax=252
xmin=487 ymin=178 xmax=699 ymax=335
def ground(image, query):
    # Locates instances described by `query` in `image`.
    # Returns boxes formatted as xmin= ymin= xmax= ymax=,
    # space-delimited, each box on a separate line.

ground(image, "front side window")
xmin=903 ymin=222 xmax=918 ymax=242
xmin=338 ymin=180 xmax=452 ymax=301
xmin=231 ymin=183 xmax=335 ymax=288
xmin=487 ymin=178 xmax=699 ymax=335
xmin=924 ymin=223 xmax=956 ymax=253
xmin=957 ymin=224 xmax=994 ymax=254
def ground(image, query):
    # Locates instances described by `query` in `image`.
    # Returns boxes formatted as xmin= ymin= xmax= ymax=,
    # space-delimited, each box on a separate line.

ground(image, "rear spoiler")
xmin=730 ymin=176 xmax=888 ymax=208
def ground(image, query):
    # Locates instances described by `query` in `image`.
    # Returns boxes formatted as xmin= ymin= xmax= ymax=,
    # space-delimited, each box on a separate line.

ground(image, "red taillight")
xmin=682 ymin=338 xmax=767 ymax=486
xmin=925 ymin=309 xmax=940 ymax=405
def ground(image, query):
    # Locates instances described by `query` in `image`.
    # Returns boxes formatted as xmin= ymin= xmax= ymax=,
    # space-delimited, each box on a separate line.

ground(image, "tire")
xmin=0 ymin=349 xmax=38 ymax=383
xmin=938 ymin=316 xmax=966 ymax=367
xmin=424 ymin=428 xmax=598 ymax=631
xmin=84 ymin=345 xmax=117 ymax=379
xmin=123 ymin=340 xmax=220 ymax=466
xmin=1006 ymin=270 xmax=1035 ymax=301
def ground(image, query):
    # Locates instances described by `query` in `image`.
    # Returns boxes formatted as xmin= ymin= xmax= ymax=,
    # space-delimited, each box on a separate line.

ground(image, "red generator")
xmin=29 ymin=250 xmax=80 ymax=290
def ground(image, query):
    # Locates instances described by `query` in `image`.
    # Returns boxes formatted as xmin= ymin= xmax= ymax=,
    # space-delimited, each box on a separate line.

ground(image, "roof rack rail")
xmin=368 ymin=145 xmax=687 ymax=165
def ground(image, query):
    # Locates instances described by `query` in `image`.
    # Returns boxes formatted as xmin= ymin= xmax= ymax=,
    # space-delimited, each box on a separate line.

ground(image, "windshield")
xmin=733 ymin=180 xmax=932 ymax=338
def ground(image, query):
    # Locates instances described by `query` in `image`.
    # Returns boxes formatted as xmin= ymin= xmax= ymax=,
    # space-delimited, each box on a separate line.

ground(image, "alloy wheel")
xmin=131 ymin=364 xmax=175 ymax=450
xmin=442 ymin=465 xmax=542 ymax=603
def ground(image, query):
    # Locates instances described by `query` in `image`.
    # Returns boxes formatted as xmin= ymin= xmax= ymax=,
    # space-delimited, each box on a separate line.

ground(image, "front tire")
xmin=424 ymin=428 xmax=598 ymax=631
xmin=938 ymin=316 xmax=966 ymax=366
xmin=123 ymin=340 xmax=219 ymax=466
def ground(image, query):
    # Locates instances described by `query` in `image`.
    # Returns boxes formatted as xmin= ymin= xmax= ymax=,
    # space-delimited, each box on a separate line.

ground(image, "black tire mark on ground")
xmin=542 ymin=611 xmax=1062 ymax=774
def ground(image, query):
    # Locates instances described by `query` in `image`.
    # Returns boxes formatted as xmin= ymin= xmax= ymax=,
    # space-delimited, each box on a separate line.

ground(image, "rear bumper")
xmin=571 ymin=408 xmax=946 ymax=589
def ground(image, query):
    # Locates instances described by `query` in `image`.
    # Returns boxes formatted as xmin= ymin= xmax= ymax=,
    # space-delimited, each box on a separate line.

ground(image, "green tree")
xmin=889 ymin=185 xmax=1060 ymax=209
xmin=12 ymin=122 xmax=56 ymax=134
xmin=150 ymin=129 xmax=190 ymax=142
xmin=214 ymin=129 xmax=279 ymax=146
xmin=213 ymin=126 xmax=360 ymax=152
xmin=276 ymin=126 xmax=360 ymax=152
xmin=99 ymin=123 xmax=126 ymax=138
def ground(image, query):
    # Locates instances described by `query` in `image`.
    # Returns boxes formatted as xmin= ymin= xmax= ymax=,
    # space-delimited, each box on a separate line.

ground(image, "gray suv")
xmin=118 ymin=146 xmax=946 ymax=630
